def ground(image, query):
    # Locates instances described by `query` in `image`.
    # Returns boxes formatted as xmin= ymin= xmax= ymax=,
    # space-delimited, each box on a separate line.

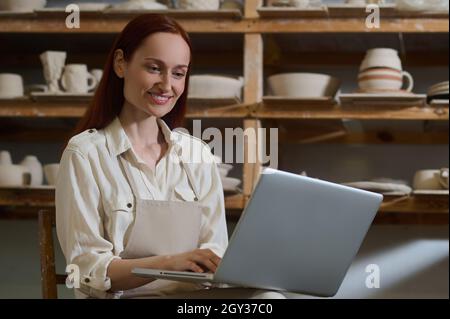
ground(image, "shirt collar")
xmin=104 ymin=116 xmax=177 ymax=157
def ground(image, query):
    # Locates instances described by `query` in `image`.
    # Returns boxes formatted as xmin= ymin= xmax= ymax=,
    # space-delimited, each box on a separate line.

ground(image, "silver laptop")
xmin=132 ymin=168 xmax=383 ymax=297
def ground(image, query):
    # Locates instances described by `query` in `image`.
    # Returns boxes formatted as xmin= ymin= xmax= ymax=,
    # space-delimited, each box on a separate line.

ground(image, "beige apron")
xmin=118 ymin=147 xmax=206 ymax=298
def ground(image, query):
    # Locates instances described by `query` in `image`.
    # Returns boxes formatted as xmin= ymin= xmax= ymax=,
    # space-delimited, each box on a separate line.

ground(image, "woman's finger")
xmin=192 ymin=255 xmax=217 ymax=273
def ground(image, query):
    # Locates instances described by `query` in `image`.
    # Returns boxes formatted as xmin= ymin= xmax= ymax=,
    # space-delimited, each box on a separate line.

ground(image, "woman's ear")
xmin=113 ymin=49 xmax=126 ymax=78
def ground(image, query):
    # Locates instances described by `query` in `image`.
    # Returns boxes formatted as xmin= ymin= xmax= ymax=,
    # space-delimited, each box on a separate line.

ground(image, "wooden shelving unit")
xmin=0 ymin=99 xmax=251 ymax=119
xmin=0 ymin=187 xmax=246 ymax=211
xmin=0 ymin=10 xmax=447 ymax=33
xmin=254 ymin=103 xmax=449 ymax=120
xmin=1 ymin=187 xmax=445 ymax=224
xmin=0 ymin=0 xmax=448 ymax=223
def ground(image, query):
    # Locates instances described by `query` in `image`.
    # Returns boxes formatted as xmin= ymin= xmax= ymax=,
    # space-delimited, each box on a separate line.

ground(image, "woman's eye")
xmin=147 ymin=65 xmax=160 ymax=72
xmin=173 ymin=72 xmax=186 ymax=78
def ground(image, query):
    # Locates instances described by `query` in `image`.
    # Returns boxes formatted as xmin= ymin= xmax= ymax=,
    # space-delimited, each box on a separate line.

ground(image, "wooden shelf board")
xmin=0 ymin=15 xmax=248 ymax=34
xmin=0 ymin=99 xmax=250 ymax=119
xmin=379 ymin=194 xmax=449 ymax=214
xmin=254 ymin=103 xmax=449 ymax=120
xmin=251 ymin=17 xmax=449 ymax=33
xmin=31 ymin=9 xmax=242 ymax=19
xmin=0 ymin=16 xmax=448 ymax=33
xmin=0 ymin=187 xmax=245 ymax=210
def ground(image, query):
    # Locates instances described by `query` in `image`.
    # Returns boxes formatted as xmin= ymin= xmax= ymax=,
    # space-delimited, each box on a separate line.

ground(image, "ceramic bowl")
xmin=177 ymin=0 xmax=220 ymax=10
xmin=221 ymin=176 xmax=241 ymax=191
xmin=189 ymin=75 xmax=244 ymax=99
xmin=267 ymin=73 xmax=341 ymax=98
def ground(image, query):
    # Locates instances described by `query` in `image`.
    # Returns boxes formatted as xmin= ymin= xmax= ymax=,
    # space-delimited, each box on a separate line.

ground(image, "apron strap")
xmin=118 ymin=153 xmax=144 ymax=199
xmin=175 ymin=145 xmax=201 ymax=201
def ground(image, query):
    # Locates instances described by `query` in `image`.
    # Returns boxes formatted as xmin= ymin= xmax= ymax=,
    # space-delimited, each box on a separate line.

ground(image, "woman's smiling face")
xmin=115 ymin=32 xmax=191 ymax=118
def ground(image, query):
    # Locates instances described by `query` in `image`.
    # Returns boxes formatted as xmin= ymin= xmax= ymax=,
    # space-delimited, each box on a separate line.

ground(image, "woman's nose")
xmin=158 ymin=73 xmax=172 ymax=91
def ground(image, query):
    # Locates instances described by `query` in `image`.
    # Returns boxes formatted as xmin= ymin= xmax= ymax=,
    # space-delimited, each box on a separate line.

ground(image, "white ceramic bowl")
xmin=218 ymin=163 xmax=233 ymax=178
xmin=77 ymin=3 xmax=111 ymax=11
xmin=177 ymin=0 xmax=220 ymax=10
xmin=111 ymin=1 xmax=168 ymax=10
xmin=189 ymin=75 xmax=244 ymax=99
xmin=0 ymin=0 xmax=46 ymax=11
xmin=267 ymin=73 xmax=341 ymax=98
xmin=221 ymin=177 xmax=241 ymax=191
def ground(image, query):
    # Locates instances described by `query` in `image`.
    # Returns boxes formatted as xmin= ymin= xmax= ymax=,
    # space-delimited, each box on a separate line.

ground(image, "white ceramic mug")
xmin=0 ymin=150 xmax=12 ymax=165
xmin=0 ymin=73 xmax=24 ymax=98
xmin=413 ymin=169 xmax=449 ymax=190
xmin=44 ymin=163 xmax=60 ymax=185
xmin=0 ymin=165 xmax=31 ymax=187
xmin=360 ymin=48 xmax=404 ymax=72
xmin=61 ymin=64 xmax=97 ymax=93
xmin=358 ymin=67 xmax=414 ymax=92
xmin=90 ymin=69 xmax=103 ymax=87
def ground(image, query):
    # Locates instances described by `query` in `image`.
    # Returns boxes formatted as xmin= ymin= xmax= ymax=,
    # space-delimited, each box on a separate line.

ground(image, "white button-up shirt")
xmin=55 ymin=117 xmax=228 ymax=297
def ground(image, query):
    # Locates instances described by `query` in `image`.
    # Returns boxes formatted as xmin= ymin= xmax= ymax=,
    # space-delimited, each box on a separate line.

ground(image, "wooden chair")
xmin=38 ymin=208 xmax=66 ymax=299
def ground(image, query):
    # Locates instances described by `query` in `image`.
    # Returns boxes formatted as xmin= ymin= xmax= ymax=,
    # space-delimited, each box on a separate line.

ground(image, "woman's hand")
xmin=165 ymin=249 xmax=221 ymax=273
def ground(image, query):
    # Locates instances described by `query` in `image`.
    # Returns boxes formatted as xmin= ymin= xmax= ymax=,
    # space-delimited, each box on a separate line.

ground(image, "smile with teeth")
xmin=147 ymin=92 xmax=173 ymax=105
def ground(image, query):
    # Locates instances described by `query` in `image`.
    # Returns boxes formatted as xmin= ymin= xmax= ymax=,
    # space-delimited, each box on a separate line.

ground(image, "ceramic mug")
xmin=90 ymin=69 xmax=103 ymax=87
xmin=0 ymin=73 xmax=24 ymax=98
xmin=360 ymin=48 xmax=404 ymax=72
xmin=0 ymin=165 xmax=31 ymax=187
xmin=413 ymin=169 xmax=449 ymax=190
xmin=0 ymin=150 xmax=12 ymax=165
xmin=61 ymin=64 xmax=97 ymax=93
xmin=358 ymin=67 xmax=414 ymax=92
xmin=44 ymin=163 xmax=60 ymax=185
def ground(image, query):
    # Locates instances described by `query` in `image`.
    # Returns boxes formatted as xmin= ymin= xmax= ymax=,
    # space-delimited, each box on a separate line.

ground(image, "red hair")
xmin=71 ymin=14 xmax=192 ymax=140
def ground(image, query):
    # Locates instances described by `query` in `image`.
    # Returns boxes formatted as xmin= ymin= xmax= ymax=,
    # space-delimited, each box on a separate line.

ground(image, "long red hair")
xmin=70 ymin=14 xmax=192 ymax=141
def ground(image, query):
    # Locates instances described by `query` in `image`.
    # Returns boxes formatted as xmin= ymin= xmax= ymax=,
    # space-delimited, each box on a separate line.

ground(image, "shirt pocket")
xmin=174 ymin=184 xmax=198 ymax=202
xmin=103 ymin=195 xmax=135 ymax=248
xmin=105 ymin=196 xmax=135 ymax=214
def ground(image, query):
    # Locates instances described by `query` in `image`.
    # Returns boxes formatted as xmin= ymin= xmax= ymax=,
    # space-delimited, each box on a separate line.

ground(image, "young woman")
xmin=56 ymin=14 xmax=285 ymax=299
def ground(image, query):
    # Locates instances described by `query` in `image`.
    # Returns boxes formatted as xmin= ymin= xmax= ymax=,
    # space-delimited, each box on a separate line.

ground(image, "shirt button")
xmin=127 ymin=203 xmax=132 ymax=208
xmin=88 ymin=129 xmax=94 ymax=133
xmin=194 ymin=197 xmax=198 ymax=201
xmin=84 ymin=278 xmax=90 ymax=283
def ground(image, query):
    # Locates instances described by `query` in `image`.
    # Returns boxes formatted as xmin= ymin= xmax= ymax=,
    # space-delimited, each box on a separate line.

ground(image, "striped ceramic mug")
xmin=358 ymin=67 xmax=414 ymax=93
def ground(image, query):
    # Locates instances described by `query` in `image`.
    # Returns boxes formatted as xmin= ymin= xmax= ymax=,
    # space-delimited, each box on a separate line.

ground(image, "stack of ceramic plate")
xmin=427 ymin=81 xmax=449 ymax=103
xmin=214 ymin=155 xmax=241 ymax=193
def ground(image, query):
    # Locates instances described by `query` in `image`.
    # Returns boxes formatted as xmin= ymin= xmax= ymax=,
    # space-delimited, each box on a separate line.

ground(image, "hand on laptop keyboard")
xmin=165 ymin=248 xmax=221 ymax=274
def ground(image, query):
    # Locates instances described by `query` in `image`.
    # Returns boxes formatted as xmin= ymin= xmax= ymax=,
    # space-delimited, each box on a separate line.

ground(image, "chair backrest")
xmin=38 ymin=209 xmax=66 ymax=299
